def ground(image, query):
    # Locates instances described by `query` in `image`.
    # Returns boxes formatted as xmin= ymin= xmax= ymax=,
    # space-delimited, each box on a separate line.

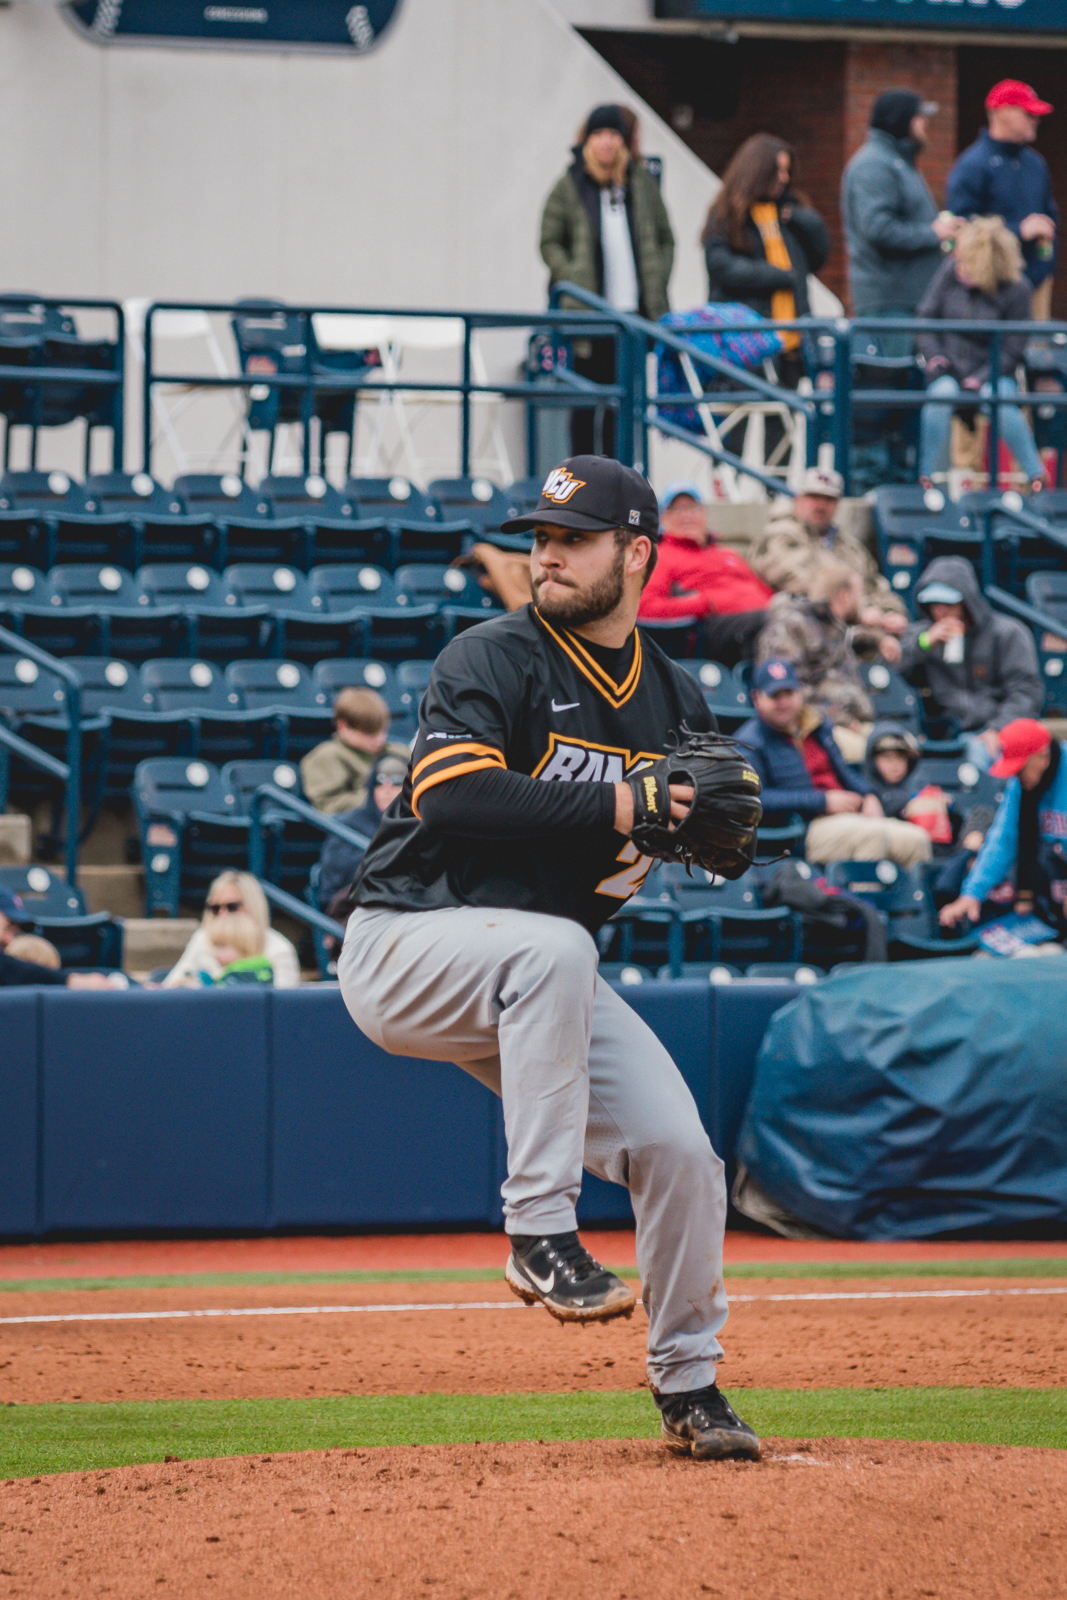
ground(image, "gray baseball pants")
xmin=338 ymin=903 xmax=729 ymax=1394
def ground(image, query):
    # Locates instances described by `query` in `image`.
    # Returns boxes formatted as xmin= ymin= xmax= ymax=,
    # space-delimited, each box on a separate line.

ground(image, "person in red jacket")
xmin=638 ymin=482 xmax=774 ymax=664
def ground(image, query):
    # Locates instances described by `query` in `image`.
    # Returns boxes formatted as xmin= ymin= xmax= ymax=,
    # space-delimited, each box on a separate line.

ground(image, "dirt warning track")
xmin=3 ymin=1276 xmax=1065 ymax=1405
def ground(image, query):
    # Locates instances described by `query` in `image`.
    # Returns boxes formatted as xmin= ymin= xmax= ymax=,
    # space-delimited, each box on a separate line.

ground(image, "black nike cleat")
xmin=505 ymin=1231 xmax=636 ymax=1323
xmin=655 ymin=1384 xmax=762 ymax=1461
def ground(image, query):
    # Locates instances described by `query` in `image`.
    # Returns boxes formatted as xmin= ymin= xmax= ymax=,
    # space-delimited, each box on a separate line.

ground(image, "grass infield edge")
xmin=2 ymin=1258 xmax=1067 ymax=1294
xmin=2 ymin=1387 xmax=1065 ymax=1478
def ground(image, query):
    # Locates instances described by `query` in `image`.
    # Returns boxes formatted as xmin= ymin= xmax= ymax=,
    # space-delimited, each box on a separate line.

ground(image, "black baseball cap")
xmin=500 ymin=456 xmax=660 ymax=541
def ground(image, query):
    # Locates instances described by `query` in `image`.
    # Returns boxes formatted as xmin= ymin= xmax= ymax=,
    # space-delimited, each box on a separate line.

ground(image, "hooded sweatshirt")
xmin=899 ymin=556 xmax=1043 ymax=733
xmin=840 ymin=126 xmax=941 ymax=316
xmin=863 ymin=720 xmax=922 ymax=817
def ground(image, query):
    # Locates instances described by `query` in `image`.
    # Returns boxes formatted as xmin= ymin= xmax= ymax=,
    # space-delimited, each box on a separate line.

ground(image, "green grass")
xmin=3 ymin=1388 xmax=1065 ymax=1478
xmin=2 ymin=1257 xmax=1066 ymax=1295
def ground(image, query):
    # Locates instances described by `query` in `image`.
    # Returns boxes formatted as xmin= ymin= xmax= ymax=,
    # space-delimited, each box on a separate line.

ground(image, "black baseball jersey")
xmin=349 ymin=604 xmax=714 ymax=935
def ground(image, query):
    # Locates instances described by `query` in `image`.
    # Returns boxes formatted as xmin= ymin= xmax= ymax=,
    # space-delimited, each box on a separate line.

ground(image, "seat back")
xmin=312 ymin=657 xmax=401 ymax=712
xmin=133 ymin=757 xmax=232 ymax=817
xmin=261 ymin=474 xmax=348 ymax=519
xmin=50 ymin=562 xmax=142 ymax=609
xmin=0 ymin=652 xmax=66 ymax=714
xmin=309 ymin=563 xmax=395 ymax=610
xmin=636 ymin=616 xmax=701 ymax=659
xmin=65 ymin=656 xmax=143 ymax=714
xmin=393 ymin=519 xmax=470 ymax=567
xmin=346 ymin=476 xmax=438 ymax=523
xmin=140 ymin=659 xmax=231 ymax=712
xmin=225 ymin=659 xmax=316 ymax=711
xmin=0 ymin=469 xmax=89 ymax=514
xmin=221 ymin=758 xmax=302 ymax=813
xmin=0 ymin=562 xmax=52 ymax=608
xmin=173 ymin=473 xmax=267 ymax=519
xmin=0 ymin=862 xmax=85 ymax=917
xmin=427 ymin=476 xmax=511 ymax=532
xmin=395 ymin=562 xmax=496 ymax=612
xmin=85 ymin=471 xmax=183 ymax=517
xmin=502 ymin=477 xmax=544 ymax=519
xmin=223 ymin=563 xmax=311 ymax=611
xmin=138 ymin=562 xmax=229 ymax=607
xmin=1027 ymin=570 xmax=1067 ymax=624
xmin=861 ymin=662 xmax=921 ymax=727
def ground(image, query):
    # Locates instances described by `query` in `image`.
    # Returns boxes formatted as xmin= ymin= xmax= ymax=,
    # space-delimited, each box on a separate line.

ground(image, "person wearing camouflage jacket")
xmin=755 ymin=565 xmax=877 ymax=736
xmin=748 ymin=467 xmax=907 ymax=624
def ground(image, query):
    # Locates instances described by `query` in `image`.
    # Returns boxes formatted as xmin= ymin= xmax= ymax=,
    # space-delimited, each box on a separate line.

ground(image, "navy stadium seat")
xmin=502 ymin=477 xmax=544 ymax=519
xmin=260 ymin=473 xmax=348 ymax=520
xmin=0 ymin=468 xmax=89 ymax=515
xmin=393 ymin=517 xmax=471 ymax=568
xmin=221 ymin=757 xmax=321 ymax=891
xmin=427 ymin=476 xmax=511 ymax=534
xmin=224 ymin=658 xmax=331 ymax=760
xmin=50 ymin=563 xmax=188 ymax=661
xmin=860 ymin=661 xmax=921 ymax=728
xmin=0 ymin=652 xmax=70 ymax=717
xmin=0 ymin=863 xmax=123 ymax=970
xmin=312 ymin=657 xmax=402 ymax=713
xmin=676 ymin=659 xmax=751 ymax=731
xmin=140 ymin=658 xmax=277 ymax=764
xmin=223 ymin=563 xmax=313 ymax=612
xmin=85 ymin=471 xmax=183 ymax=517
xmin=395 ymin=658 xmax=432 ymax=736
xmin=346 ymin=476 xmax=438 ymax=524
xmin=132 ymin=757 xmax=248 ymax=915
xmin=637 ymin=616 xmax=701 ymax=660
xmin=172 ymin=473 xmax=266 ymax=520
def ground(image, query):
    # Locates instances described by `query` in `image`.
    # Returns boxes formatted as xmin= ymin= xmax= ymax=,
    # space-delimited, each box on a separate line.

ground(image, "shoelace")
xmin=660 ymin=1385 xmax=736 ymax=1427
xmin=538 ymin=1232 xmax=605 ymax=1284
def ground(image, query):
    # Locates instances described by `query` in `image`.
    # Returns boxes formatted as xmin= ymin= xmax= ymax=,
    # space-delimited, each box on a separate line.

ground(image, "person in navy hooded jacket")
xmin=947 ymin=80 xmax=1058 ymax=316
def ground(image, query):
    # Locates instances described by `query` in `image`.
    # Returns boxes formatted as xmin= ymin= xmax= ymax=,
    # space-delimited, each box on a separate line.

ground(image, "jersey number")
xmin=596 ymin=839 xmax=654 ymax=900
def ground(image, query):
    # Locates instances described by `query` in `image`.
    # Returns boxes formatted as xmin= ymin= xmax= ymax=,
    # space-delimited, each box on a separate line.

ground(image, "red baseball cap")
xmin=989 ymin=718 xmax=1051 ymax=778
xmin=986 ymin=80 xmax=1053 ymax=117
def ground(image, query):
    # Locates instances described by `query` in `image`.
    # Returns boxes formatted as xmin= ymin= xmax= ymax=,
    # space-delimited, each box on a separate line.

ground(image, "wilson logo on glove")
xmin=642 ymin=774 xmax=660 ymax=815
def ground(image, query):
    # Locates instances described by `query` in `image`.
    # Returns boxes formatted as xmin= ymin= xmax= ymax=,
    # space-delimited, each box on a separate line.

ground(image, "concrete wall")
xmin=0 ymin=0 xmax=717 ymax=481
xmin=0 ymin=0 xmax=715 ymax=312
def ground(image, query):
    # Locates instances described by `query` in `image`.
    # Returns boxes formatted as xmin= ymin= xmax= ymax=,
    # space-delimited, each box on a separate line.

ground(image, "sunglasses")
xmin=206 ymin=899 xmax=243 ymax=915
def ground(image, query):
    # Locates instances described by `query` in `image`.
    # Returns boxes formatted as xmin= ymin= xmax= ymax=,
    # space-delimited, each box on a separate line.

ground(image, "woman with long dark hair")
xmin=702 ymin=133 xmax=829 ymax=375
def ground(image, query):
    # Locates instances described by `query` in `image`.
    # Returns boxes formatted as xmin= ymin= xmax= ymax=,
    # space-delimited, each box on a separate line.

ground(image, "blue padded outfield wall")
xmin=0 ymin=981 xmax=795 ymax=1238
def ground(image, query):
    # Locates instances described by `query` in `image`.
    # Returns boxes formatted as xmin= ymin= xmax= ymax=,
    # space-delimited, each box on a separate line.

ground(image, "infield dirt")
xmin=2 ymin=1276 xmax=1066 ymax=1404
xmin=1 ymin=1436 xmax=1064 ymax=1600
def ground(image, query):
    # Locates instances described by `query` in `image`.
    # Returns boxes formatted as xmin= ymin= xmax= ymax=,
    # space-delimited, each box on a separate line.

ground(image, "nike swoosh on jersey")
xmin=551 ymin=699 xmax=580 ymax=713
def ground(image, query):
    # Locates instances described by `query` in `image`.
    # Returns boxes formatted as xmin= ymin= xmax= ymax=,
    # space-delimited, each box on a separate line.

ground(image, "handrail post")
xmin=614 ymin=324 xmax=633 ymax=465
xmin=112 ymin=302 xmax=125 ymax=472
xmin=302 ymin=312 xmax=314 ymax=478
xmin=63 ymin=677 xmax=82 ymax=890
xmin=248 ymin=790 xmax=266 ymax=880
xmin=0 ymin=622 xmax=82 ymax=889
xmin=461 ymin=318 xmax=472 ymax=478
xmin=988 ymin=328 xmax=1001 ymax=491
xmin=832 ymin=319 xmax=852 ymax=494
xmin=142 ymin=303 xmax=154 ymax=474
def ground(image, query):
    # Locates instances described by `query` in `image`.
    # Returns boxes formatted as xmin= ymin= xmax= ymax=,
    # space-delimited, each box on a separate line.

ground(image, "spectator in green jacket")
xmin=540 ymin=104 xmax=674 ymax=456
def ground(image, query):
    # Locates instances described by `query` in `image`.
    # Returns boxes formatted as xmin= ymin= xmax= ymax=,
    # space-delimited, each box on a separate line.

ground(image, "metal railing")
xmin=0 ymin=295 xmax=125 ymax=472
xmin=247 ymin=782 xmax=371 ymax=947
xmin=0 ymin=623 xmax=83 ymax=887
xmin=141 ymin=300 xmax=637 ymax=480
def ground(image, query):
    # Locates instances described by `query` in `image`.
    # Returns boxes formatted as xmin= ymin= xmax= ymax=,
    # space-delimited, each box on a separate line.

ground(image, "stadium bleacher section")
xmin=3 ymin=457 xmax=1061 ymax=978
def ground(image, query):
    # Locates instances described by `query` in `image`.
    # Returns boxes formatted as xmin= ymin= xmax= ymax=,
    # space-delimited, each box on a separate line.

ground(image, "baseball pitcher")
xmin=338 ymin=456 xmax=762 ymax=1461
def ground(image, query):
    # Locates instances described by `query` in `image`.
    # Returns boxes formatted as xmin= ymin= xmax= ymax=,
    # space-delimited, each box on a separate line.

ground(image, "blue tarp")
xmin=736 ymin=960 xmax=1067 ymax=1239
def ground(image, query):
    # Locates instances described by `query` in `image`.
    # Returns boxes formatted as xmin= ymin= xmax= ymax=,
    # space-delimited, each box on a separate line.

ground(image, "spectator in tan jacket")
xmin=301 ymin=687 xmax=410 ymax=817
xmin=749 ymin=466 xmax=907 ymax=629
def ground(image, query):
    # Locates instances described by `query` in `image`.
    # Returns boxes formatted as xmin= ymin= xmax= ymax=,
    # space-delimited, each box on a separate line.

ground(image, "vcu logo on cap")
xmin=541 ymin=467 xmax=586 ymax=504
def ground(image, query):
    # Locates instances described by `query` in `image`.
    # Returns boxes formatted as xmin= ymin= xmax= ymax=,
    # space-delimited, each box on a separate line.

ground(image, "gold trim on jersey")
xmin=530 ymin=732 xmax=662 ymax=781
xmin=410 ymin=741 xmax=506 ymax=818
xmin=535 ymin=614 xmax=643 ymax=709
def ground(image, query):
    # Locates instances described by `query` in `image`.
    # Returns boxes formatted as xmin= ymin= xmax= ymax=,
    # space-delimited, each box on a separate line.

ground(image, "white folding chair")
xmin=125 ymin=298 xmax=265 ymax=480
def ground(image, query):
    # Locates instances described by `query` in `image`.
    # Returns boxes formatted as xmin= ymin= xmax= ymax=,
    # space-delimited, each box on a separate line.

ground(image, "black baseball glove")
xmin=626 ymin=728 xmax=763 ymax=880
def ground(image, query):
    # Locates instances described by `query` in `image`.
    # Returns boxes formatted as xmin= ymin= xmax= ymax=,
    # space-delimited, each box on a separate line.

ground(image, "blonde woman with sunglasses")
xmin=161 ymin=871 xmax=300 ymax=987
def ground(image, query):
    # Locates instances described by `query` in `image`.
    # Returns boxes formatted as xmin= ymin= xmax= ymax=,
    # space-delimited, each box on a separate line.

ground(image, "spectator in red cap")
xmin=638 ymin=481 xmax=774 ymax=665
xmin=947 ymin=80 xmax=1057 ymax=318
xmin=940 ymin=719 xmax=1067 ymax=931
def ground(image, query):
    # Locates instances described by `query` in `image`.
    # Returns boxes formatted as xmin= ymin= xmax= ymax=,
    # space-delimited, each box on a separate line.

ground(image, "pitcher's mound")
xmin=5 ymin=1434 xmax=1065 ymax=1599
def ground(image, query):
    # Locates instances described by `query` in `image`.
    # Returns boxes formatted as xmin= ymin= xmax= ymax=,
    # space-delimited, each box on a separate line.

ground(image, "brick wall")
xmin=583 ymin=29 xmax=1066 ymax=316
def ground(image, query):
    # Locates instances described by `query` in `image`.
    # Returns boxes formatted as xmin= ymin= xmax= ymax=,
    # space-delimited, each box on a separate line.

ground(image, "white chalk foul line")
xmin=1 ymin=1285 xmax=1066 ymax=1328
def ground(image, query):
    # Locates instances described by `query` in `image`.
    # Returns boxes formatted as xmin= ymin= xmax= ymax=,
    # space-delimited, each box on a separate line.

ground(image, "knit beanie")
xmin=869 ymin=90 xmax=923 ymax=141
xmin=585 ymin=104 xmax=626 ymax=138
